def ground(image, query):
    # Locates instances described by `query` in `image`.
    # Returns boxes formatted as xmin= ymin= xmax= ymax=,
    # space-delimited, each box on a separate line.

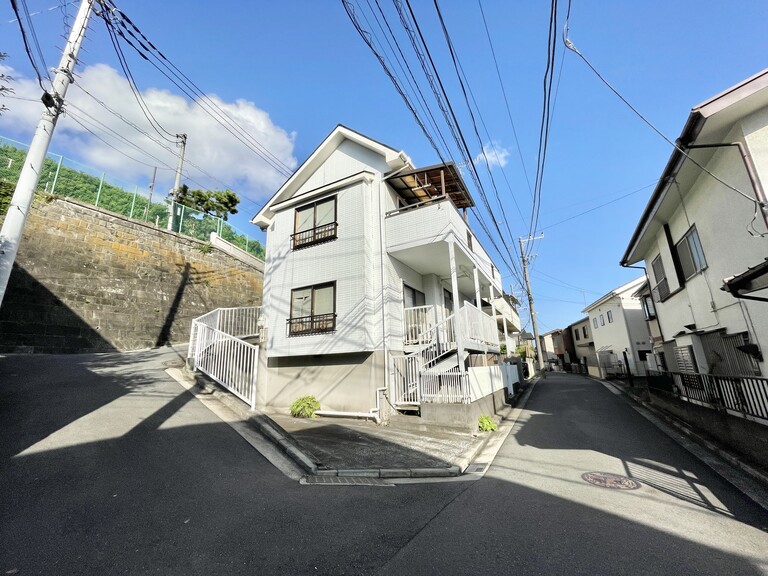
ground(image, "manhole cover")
xmin=581 ymin=471 xmax=641 ymax=490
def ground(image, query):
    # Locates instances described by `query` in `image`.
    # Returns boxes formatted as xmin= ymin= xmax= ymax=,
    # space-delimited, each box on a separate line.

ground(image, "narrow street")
xmin=378 ymin=372 xmax=768 ymax=574
xmin=1 ymin=354 xmax=767 ymax=575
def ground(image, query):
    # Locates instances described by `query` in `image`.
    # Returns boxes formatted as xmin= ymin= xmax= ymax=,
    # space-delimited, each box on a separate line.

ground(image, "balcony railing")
xmin=291 ymin=222 xmax=338 ymax=250
xmin=287 ymin=313 xmax=337 ymax=336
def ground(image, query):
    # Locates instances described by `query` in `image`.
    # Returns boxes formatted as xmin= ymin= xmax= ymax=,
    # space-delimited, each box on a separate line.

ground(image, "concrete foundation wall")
xmin=0 ymin=198 xmax=263 ymax=353
xmin=649 ymin=390 xmax=768 ymax=470
xmin=420 ymin=388 xmax=509 ymax=432
xmin=259 ymin=350 xmax=385 ymax=413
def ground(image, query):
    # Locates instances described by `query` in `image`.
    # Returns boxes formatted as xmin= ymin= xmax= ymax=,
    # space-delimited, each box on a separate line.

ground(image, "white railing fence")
xmin=403 ymin=305 xmax=437 ymax=345
xmin=460 ymin=302 xmax=500 ymax=349
xmin=422 ymin=366 xmax=469 ymax=403
xmin=189 ymin=307 xmax=262 ymax=409
xmin=391 ymin=354 xmax=422 ymax=405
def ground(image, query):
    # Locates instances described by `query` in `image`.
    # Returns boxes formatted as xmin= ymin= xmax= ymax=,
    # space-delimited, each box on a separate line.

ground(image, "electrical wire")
xmin=562 ymin=0 xmax=765 ymax=236
xmin=9 ymin=0 xmax=50 ymax=91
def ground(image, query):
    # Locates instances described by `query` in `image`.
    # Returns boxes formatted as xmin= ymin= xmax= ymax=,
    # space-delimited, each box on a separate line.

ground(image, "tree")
xmin=0 ymin=53 xmax=14 ymax=116
xmin=176 ymin=184 xmax=239 ymax=220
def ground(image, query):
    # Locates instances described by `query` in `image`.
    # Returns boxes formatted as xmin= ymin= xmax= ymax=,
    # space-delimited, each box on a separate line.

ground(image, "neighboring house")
xmin=621 ymin=69 xmax=768 ymax=378
xmin=250 ymin=125 xmax=521 ymax=424
xmin=567 ymin=318 xmax=594 ymax=373
xmin=539 ymin=329 xmax=565 ymax=368
xmin=632 ymin=280 xmax=663 ymax=371
xmin=582 ymin=277 xmax=652 ymax=377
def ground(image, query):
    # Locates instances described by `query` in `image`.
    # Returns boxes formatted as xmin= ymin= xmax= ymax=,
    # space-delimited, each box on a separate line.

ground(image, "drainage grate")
xmin=465 ymin=463 xmax=488 ymax=474
xmin=301 ymin=476 xmax=394 ymax=487
xmin=581 ymin=471 xmax=641 ymax=490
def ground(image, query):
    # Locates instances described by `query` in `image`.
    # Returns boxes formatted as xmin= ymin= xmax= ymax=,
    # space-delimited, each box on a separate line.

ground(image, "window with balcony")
xmin=651 ymin=254 xmax=670 ymax=302
xmin=292 ymin=197 xmax=337 ymax=250
xmin=288 ymin=282 xmax=336 ymax=335
xmin=676 ymin=226 xmax=707 ymax=280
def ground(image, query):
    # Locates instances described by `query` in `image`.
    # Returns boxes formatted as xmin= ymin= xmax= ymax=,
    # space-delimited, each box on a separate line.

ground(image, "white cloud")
xmin=474 ymin=140 xmax=510 ymax=170
xmin=0 ymin=64 xmax=297 ymax=203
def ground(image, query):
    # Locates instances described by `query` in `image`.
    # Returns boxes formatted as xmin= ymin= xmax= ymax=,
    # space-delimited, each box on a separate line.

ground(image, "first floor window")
xmin=403 ymin=284 xmax=426 ymax=309
xmin=674 ymin=345 xmax=697 ymax=373
xmin=288 ymin=282 xmax=336 ymax=335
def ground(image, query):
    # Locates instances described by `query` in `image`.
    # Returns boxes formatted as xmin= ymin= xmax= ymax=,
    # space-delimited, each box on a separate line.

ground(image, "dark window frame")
xmin=675 ymin=225 xmax=707 ymax=280
xmin=288 ymin=281 xmax=337 ymax=336
xmin=292 ymin=196 xmax=338 ymax=250
xmin=651 ymin=254 xmax=670 ymax=302
xmin=582 ymin=326 xmax=588 ymax=339
xmin=607 ymin=310 xmax=613 ymax=323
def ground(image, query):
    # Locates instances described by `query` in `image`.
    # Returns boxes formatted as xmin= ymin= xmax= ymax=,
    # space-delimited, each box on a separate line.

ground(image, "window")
xmin=403 ymin=284 xmax=426 ymax=309
xmin=676 ymin=226 xmax=707 ymax=280
xmin=600 ymin=314 xmax=605 ymax=326
xmin=288 ymin=282 xmax=336 ymax=335
xmin=466 ymin=230 xmax=473 ymax=252
xmin=607 ymin=310 xmax=613 ymax=323
xmin=582 ymin=326 xmax=588 ymax=338
xmin=443 ymin=289 xmax=454 ymax=314
xmin=592 ymin=317 xmax=598 ymax=329
xmin=292 ymin=197 xmax=337 ymax=249
xmin=641 ymin=295 xmax=656 ymax=319
xmin=574 ymin=329 xmax=580 ymax=341
xmin=651 ymin=254 xmax=670 ymax=302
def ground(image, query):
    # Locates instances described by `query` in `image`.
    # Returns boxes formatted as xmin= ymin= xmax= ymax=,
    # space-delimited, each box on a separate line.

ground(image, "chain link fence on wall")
xmin=0 ymin=136 xmax=264 ymax=259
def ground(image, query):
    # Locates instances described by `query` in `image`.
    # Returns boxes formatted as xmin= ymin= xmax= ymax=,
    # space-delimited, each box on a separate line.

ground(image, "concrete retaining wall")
xmin=649 ymin=390 xmax=768 ymax=470
xmin=0 ymin=198 xmax=263 ymax=353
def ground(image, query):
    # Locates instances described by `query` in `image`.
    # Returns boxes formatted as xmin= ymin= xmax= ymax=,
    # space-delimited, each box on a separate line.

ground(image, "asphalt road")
xmin=2 ymin=351 xmax=767 ymax=575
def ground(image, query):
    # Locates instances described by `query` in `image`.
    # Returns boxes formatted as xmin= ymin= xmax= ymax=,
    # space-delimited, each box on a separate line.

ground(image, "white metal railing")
xmin=422 ymin=366 xmax=469 ymax=403
xmin=460 ymin=302 xmax=500 ymax=350
xmin=403 ymin=305 xmax=437 ymax=346
xmin=188 ymin=306 xmax=262 ymax=409
xmin=192 ymin=323 xmax=259 ymax=408
xmin=391 ymin=354 xmax=422 ymax=405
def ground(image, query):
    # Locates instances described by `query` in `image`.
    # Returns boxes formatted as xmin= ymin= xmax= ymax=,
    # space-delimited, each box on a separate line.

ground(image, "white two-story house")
xmin=621 ymin=69 xmax=768 ymax=379
xmin=582 ymin=277 xmax=652 ymax=377
xmin=251 ymin=126 xmax=521 ymax=425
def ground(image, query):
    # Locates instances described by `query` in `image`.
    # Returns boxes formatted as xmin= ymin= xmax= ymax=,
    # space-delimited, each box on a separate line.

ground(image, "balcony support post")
xmin=448 ymin=239 xmax=465 ymax=374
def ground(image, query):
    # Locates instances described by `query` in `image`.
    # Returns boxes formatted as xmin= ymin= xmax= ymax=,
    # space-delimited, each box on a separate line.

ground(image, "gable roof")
xmin=582 ymin=276 xmax=645 ymax=313
xmin=251 ymin=125 xmax=412 ymax=227
xmin=621 ymin=68 xmax=768 ymax=266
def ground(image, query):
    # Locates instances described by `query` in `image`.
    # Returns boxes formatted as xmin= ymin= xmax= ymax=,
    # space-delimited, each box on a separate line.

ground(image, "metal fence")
xmin=189 ymin=307 xmax=262 ymax=408
xmin=647 ymin=370 xmax=768 ymax=424
xmin=0 ymin=136 xmax=264 ymax=258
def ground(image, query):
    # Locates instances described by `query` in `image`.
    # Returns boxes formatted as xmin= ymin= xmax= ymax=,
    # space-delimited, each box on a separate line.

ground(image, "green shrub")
xmin=478 ymin=415 xmax=497 ymax=432
xmin=290 ymin=396 xmax=321 ymax=418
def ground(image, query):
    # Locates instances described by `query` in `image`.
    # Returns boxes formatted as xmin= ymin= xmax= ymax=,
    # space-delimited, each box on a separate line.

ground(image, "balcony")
xmin=385 ymin=198 xmax=496 ymax=290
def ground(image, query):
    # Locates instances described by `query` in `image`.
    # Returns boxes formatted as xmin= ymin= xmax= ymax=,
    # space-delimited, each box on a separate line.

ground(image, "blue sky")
xmin=2 ymin=1 xmax=767 ymax=333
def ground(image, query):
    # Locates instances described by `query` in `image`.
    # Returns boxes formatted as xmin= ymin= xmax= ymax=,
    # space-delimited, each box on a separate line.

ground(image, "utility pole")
xmin=0 ymin=0 xmax=94 ymax=309
xmin=167 ymin=134 xmax=187 ymax=232
xmin=144 ymin=166 xmax=157 ymax=222
xmin=519 ymin=235 xmax=545 ymax=372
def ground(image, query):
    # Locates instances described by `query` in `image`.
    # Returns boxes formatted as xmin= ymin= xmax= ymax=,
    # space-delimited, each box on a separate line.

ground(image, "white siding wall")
xmin=643 ymin=115 xmax=768 ymax=376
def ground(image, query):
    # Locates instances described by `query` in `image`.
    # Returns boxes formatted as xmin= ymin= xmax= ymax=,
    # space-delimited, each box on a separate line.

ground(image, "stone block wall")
xmin=0 ymin=198 xmax=263 ymax=353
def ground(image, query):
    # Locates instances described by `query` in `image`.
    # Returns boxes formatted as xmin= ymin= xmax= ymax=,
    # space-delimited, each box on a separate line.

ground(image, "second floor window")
xmin=642 ymin=295 xmax=656 ymax=319
xmin=607 ymin=310 xmax=613 ymax=323
xmin=288 ymin=282 xmax=336 ymax=335
xmin=582 ymin=326 xmax=587 ymax=339
xmin=676 ymin=226 xmax=707 ymax=280
xmin=651 ymin=254 xmax=670 ymax=302
xmin=293 ymin=197 xmax=337 ymax=250
xmin=593 ymin=317 xmax=598 ymax=329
